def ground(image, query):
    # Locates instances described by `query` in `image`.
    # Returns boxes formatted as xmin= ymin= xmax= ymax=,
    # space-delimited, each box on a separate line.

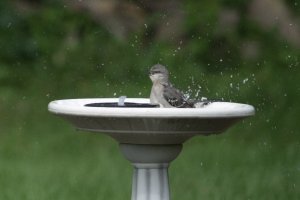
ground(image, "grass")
xmin=0 ymin=79 xmax=299 ymax=199
xmin=0 ymin=0 xmax=300 ymax=199
xmin=172 ymin=137 xmax=299 ymax=200
xmin=0 ymin=120 xmax=299 ymax=199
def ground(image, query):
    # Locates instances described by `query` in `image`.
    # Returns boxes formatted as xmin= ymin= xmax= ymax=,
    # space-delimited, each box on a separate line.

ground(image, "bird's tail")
xmin=187 ymin=98 xmax=223 ymax=108
xmin=177 ymin=98 xmax=223 ymax=108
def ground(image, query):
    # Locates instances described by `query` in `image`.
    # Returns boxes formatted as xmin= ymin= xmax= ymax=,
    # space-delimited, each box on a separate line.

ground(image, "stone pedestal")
xmin=120 ymin=144 xmax=182 ymax=200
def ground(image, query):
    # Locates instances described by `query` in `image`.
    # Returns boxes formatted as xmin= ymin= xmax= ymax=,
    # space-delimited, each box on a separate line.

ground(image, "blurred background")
xmin=0 ymin=0 xmax=299 ymax=199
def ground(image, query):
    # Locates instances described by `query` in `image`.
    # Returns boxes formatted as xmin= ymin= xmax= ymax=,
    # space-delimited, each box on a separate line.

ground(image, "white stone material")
xmin=48 ymin=98 xmax=255 ymax=118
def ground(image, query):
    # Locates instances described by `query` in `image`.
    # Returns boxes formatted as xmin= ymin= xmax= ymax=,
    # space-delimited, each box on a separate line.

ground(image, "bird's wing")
xmin=163 ymin=84 xmax=190 ymax=107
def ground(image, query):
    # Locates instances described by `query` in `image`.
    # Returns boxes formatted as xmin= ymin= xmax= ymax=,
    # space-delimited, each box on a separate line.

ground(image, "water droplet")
xmin=243 ymin=78 xmax=249 ymax=84
xmin=201 ymin=97 xmax=207 ymax=101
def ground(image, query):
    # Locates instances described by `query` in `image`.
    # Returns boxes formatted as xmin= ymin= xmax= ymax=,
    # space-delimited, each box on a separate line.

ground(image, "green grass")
xmin=0 ymin=117 xmax=299 ymax=199
xmin=172 ymin=137 xmax=299 ymax=200
xmin=0 ymin=0 xmax=300 ymax=199
xmin=0 ymin=79 xmax=299 ymax=199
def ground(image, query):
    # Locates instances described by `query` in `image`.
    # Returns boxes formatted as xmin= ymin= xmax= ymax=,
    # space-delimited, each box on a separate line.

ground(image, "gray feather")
xmin=163 ymin=84 xmax=194 ymax=108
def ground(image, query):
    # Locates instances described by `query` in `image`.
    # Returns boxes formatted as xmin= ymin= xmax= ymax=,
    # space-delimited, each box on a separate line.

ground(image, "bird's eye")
xmin=151 ymin=71 xmax=160 ymax=75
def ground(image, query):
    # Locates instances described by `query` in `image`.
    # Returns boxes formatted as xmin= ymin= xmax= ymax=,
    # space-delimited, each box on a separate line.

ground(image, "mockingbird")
xmin=149 ymin=64 xmax=204 ymax=108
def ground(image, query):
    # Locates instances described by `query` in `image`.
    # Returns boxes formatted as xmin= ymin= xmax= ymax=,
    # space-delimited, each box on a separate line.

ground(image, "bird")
xmin=149 ymin=64 xmax=198 ymax=108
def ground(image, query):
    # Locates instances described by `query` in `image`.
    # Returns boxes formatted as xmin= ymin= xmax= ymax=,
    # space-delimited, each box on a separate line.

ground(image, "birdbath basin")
xmin=48 ymin=98 xmax=255 ymax=200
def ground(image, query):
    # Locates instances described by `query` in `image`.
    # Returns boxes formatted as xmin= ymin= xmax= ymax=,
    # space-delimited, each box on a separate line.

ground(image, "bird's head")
xmin=149 ymin=64 xmax=169 ymax=83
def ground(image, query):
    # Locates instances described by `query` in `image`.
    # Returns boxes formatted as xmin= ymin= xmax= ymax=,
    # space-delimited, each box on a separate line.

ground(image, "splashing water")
xmin=243 ymin=78 xmax=249 ymax=84
xmin=183 ymin=76 xmax=204 ymax=101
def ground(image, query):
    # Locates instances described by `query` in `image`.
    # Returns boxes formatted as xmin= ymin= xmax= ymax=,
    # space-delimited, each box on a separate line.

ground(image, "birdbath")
xmin=48 ymin=97 xmax=254 ymax=200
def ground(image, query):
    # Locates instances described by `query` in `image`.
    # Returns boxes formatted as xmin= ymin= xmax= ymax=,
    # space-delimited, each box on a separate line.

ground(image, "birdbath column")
xmin=120 ymin=144 xmax=183 ymax=200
